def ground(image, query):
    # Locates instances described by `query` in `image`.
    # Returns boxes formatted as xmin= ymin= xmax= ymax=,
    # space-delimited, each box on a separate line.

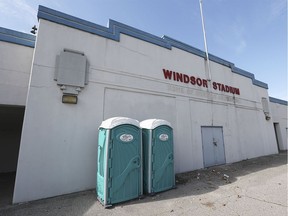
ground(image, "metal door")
xmin=152 ymin=125 xmax=174 ymax=193
xmin=108 ymin=125 xmax=141 ymax=204
xmin=201 ymin=126 xmax=226 ymax=167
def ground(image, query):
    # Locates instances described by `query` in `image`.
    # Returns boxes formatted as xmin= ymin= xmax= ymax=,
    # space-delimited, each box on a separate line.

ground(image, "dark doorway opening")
xmin=0 ymin=105 xmax=24 ymax=207
xmin=273 ymin=123 xmax=282 ymax=152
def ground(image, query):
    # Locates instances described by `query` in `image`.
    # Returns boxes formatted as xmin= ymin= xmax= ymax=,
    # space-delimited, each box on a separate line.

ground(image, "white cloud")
xmin=212 ymin=19 xmax=247 ymax=55
xmin=235 ymin=40 xmax=247 ymax=54
xmin=231 ymin=20 xmax=247 ymax=54
xmin=0 ymin=0 xmax=37 ymax=30
xmin=270 ymin=0 xmax=287 ymax=20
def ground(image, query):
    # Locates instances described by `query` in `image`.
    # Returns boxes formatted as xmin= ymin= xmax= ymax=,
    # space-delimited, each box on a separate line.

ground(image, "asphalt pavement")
xmin=0 ymin=151 xmax=287 ymax=216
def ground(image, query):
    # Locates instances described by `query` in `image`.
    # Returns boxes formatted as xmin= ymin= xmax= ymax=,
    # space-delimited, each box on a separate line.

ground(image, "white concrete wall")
xmin=270 ymin=101 xmax=288 ymax=150
xmin=0 ymin=41 xmax=34 ymax=106
xmin=14 ymin=18 xmax=278 ymax=203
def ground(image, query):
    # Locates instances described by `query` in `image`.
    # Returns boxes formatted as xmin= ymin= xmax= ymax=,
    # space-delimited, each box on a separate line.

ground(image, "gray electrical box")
xmin=55 ymin=49 xmax=89 ymax=95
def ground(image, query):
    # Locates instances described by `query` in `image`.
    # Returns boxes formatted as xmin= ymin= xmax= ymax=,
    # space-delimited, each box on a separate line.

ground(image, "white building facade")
xmin=0 ymin=6 xmax=286 ymax=203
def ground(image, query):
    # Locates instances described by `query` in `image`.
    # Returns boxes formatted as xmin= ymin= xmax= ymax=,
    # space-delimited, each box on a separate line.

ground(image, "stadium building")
xmin=0 ymin=6 xmax=287 ymax=203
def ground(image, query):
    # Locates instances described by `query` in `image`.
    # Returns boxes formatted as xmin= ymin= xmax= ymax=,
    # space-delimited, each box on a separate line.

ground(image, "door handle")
xmin=133 ymin=157 xmax=140 ymax=166
xmin=213 ymin=138 xmax=217 ymax=146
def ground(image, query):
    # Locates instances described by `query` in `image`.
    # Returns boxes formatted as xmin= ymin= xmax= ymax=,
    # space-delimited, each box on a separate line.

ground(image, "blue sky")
xmin=1 ymin=0 xmax=287 ymax=100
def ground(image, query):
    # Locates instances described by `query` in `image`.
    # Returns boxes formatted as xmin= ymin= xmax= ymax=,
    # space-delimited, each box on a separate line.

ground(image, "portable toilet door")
xmin=97 ymin=117 xmax=143 ymax=207
xmin=140 ymin=119 xmax=175 ymax=194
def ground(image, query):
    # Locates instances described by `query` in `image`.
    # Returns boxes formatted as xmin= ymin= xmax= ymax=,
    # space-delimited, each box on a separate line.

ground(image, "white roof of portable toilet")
xmin=100 ymin=117 xmax=140 ymax=129
xmin=140 ymin=119 xmax=171 ymax=129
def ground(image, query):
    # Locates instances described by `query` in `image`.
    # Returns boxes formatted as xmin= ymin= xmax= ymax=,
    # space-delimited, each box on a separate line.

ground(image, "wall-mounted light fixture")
xmin=55 ymin=49 xmax=89 ymax=104
xmin=62 ymin=95 xmax=78 ymax=104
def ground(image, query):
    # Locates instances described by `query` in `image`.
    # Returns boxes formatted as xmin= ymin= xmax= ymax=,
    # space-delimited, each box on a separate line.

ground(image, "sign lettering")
xmin=163 ymin=69 xmax=240 ymax=95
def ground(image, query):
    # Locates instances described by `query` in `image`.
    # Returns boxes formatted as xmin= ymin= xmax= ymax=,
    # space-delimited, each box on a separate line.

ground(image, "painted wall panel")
xmin=103 ymin=88 xmax=176 ymax=121
xmin=174 ymin=98 xmax=196 ymax=172
xmin=0 ymin=42 xmax=33 ymax=106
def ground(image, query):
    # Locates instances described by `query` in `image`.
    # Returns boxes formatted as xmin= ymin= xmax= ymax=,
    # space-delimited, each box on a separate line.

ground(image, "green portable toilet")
xmin=140 ymin=119 xmax=175 ymax=194
xmin=97 ymin=117 xmax=143 ymax=207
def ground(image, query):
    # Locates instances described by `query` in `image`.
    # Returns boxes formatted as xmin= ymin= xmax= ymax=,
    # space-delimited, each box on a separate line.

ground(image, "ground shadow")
xmin=120 ymin=151 xmax=287 ymax=207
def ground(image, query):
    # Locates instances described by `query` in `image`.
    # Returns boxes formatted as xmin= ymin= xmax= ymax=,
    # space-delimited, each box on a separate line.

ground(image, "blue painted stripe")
xmin=0 ymin=27 xmax=35 ymax=48
xmin=38 ymin=6 xmax=170 ymax=48
xmin=231 ymin=66 xmax=268 ymax=89
xmin=269 ymin=97 xmax=288 ymax=106
xmin=37 ymin=7 xmax=116 ymax=40
xmin=37 ymin=5 xmax=268 ymax=89
xmin=209 ymin=54 xmax=234 ymax=68
xmin=162 ymin=35 xmax=205 ymax=58
xmin=111 ymin=19 xmax=171 ymax=49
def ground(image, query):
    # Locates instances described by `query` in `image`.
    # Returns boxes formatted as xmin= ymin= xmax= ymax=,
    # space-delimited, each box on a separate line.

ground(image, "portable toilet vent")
xmin=97 ymin=117 xmax=143 ymax=207
xmin=140 ymin=119 xmax=175 ymax=194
